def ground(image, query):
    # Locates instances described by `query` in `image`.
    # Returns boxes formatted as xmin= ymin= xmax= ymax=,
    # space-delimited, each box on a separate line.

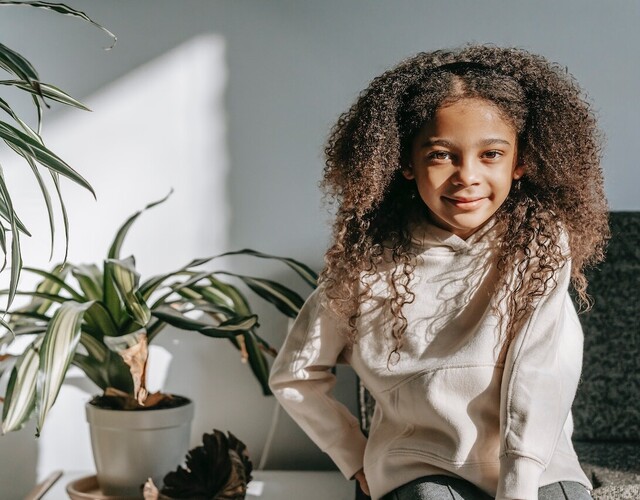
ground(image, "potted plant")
xmin=0 ymin=192 xmax=317 ymax=495
xmin=0 ymin=1 xmax=116 ymax=311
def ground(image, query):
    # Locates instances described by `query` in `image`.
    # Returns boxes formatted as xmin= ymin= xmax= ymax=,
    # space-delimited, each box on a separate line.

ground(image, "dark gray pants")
xmin=381 ymin=475 xmax=591 ymax=499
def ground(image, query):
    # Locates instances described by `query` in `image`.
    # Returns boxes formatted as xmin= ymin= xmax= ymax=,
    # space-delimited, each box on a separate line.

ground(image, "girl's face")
xmin=404 ymin=98 xmax=524 ymax=239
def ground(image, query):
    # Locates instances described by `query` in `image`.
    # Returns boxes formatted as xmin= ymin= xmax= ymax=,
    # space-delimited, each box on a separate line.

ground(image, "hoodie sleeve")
xmin=269 ymin=285 xmax=368 ymax=479
xmin=496 ymin=260 xmax=584 ymax=500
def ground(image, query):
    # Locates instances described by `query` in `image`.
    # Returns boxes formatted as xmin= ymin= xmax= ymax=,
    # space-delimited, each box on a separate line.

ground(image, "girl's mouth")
xmin=443 ymin=197 xmax=486 ymax=210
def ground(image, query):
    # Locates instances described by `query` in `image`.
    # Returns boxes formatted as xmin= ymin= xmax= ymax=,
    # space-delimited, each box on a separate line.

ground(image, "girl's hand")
xmin=354 ymin=468 xmax=371 ymax=497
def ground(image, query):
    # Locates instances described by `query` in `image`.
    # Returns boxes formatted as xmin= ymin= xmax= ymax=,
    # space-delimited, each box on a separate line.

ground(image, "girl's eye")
xmin=483 ymin=150 xmax=502 ymax=159
xmin=427 ymin=151 xmax=451 ymax=161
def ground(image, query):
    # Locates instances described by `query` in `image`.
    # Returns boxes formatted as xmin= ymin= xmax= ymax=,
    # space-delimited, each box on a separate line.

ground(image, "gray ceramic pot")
xmin=85 ymin=398 xmax=194 ymax=497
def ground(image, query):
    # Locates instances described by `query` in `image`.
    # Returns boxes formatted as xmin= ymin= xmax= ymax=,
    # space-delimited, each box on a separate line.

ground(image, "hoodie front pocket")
xmin=388 ymin=364 xmax=502 ymax=465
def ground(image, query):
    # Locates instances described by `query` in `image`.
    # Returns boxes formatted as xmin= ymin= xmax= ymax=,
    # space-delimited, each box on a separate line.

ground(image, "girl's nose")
xmin=451 ymin=158 xmax=480 ymax=186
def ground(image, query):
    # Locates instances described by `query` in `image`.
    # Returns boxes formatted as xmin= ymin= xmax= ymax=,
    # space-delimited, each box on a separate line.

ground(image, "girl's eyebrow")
xmin=419 ymin=138 xmax=512 ymax=148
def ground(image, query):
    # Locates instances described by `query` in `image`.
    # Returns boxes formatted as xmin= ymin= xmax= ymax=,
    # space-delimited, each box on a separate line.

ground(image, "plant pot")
xmin=85 ymin=397 xmax=194 ymax=497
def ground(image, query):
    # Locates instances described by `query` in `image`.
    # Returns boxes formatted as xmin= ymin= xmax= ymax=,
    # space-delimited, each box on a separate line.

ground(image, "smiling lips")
xmin=443 ymin=196 xmax=487 ymax=210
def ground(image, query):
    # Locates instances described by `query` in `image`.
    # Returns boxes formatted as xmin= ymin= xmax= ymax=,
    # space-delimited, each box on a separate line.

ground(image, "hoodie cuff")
xmin=496 ymin=454 xmax=545 ymax=500
xmin=324 ymin=425 xmax=367 ymax=480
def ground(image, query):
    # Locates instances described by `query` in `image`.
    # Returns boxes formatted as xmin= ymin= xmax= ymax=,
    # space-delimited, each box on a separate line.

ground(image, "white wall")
xmin=0 ymin=1 xmax=638 ymax=497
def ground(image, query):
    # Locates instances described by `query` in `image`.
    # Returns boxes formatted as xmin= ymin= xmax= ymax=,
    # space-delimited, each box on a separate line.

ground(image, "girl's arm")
xmin=496 ymin=259 xmax=584 ymax=500
xmin=269 ymin=285 xmax=368 ymax=480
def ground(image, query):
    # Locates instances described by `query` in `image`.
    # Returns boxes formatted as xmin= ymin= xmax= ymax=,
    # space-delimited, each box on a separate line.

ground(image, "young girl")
xmin=269 ymin=45 xmax=608 ymax=500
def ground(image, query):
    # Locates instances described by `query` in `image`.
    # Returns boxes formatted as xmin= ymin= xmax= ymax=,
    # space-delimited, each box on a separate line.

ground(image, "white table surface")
xmin=42 ymin=470 xmax=354 ymax=500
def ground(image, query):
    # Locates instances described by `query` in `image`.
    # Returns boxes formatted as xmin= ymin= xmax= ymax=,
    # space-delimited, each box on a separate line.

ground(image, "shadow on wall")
xmin=0 ymin=33 xmax=231 ymax=494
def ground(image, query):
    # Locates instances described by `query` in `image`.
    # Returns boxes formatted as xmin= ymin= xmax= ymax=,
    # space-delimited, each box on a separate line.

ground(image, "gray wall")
xmin=0 ymin=1 xmax=637 ymax=497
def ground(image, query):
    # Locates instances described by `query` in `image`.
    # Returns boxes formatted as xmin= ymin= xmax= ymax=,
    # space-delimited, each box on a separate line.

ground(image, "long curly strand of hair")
xmin=319 ymin=45 xmax=609 ymax=363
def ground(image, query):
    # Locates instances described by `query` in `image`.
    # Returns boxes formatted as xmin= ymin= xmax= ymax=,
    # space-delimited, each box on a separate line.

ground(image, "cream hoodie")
xmin=269 ymin=220 xmax=591 ymax=500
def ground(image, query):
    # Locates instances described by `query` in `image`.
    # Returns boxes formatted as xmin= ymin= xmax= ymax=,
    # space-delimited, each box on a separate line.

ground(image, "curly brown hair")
xmin=319 ymin=45 xmax=609 ymax=362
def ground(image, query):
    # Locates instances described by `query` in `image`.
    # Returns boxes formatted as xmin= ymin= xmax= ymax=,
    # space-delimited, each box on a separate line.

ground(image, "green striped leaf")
xmin=2 ymin=335 xmax=43 ymax=433
xmin=216 ymin=271 xmax=304 ymax=318
xmin=217 ymin=248 xmax=319 ymax=288
xmin=35 ymin=300 xmax=94 ymax=435
xmin=0 ymin=122 xmax=95 ymax=196
xmin=0 ymin=162 xmax=21 ymax=311
xmin=108 ymin=190 xmax=172 ymax=260
xmin=11 ymin=264 xmax=74 ymax=320
xmin=0 ymin=290 xmax=70 ymax=304
xmin=71 ymin=264 xmax=103 ymax=301
xmin=102 ymin=328 xmax=145 ymax=354
xmin=106 ymin=257 xmax=150 ymax=326
xmin=206 ymin=277 xmax=251 ymax=315
xmin=0 ymin=218 xmax=7 ymax=270
xmin=0 ymin=80 xmax=90 ymax=111
xmin=22 ymin=265 xmax=83 ymax=304
xmin=10 ymin=325 xmax=46 ymax=336
xmin=178 ymin=297 xmax=237 ymax=318
xmin=0 ymin=1 xmax=117 ymax=50
xmin=6 ymin=143 xmax=56 ymax=258
xmin=0 ymin=192 xmax=30 ymax=236
xmin=0 ymin=42 xmax=39 ymax=83
xmin=72 ymin=353 xmax=107 ymax=390
xmin=50 ymin=171 xmax=70 ymax=263
xmin=83 ymin=302 xmax=117 ymax=339
xmin=79 ymin=331 xmax=108 ymax=363
xmin=242 ymin=330 xmax=271 ymax=395
xmin=0 ymin=96 xmax=40 ymax=140
xmin=196 ymin=314 xmax=259 ymax=339
xmin=151 ymin=305 xmax=230 ymax=334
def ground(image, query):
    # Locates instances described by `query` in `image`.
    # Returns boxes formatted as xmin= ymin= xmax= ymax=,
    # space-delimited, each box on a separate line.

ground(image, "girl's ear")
xmin=402 ymin=165 xmax=415 ymax=180
xmin=513 ymin=164 xmax=526 ymax=180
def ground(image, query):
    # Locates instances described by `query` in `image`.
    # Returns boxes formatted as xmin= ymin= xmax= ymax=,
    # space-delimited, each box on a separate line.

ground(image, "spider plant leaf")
xmin=108 ymin=190 xmax=172 ymax=260
xmin=151 ymin=305 xmax=228 ymax=333
xmin=0 ymin=1 xmax=117 ymax=50
xmin=6 ymin=142 xmax=56 ymax=258
xmin=0 ymin=290 xmax=70 ymax=304
xmin=1 ymin=309 xmax=51 ymax=324
xmin=0 ymin=163 xmax=21 ymax=310
xmin=83 ymin=301 xmax=117 ymax=339
xmin=0 ymin=80 xmax=90 ymax=111
xmin=198 ymin=314 xmax=259 ymax=338
xmin=0 ymin=42 xmax=39 ymax=83
xmin=105 ymin=349 xmax=134 ymax=395
xmin=71 ymin=264 xmax=103 ymax=301
xmin=1 ymin=335 xmax=43 ymax=433
xmin=50 ymin=171 xmax=70 ymax=263
xmin=147 ymin=270 xmax=223 ymax=308
xmin=79 ymin=331 xmax=108 ymax=363
xmin=179 ymin=297 xmax=237 ymax=318
xmin=0 ymin=197 xmax=30 ymax=237
xmin=106 ymin=257 xmax=150 ymax=326
xmin=206 ymin=277 xmax=251 ymax=315
xmin=102 ymin=328 xmax=145 ymax=353
xmin=72 ymin=353 xmax=107 ymax=390
xmin=242 ymin=330 xmax=271 ymax=395
xmin=22 ymin=265 xmax=83 ymax=303
xmin=0 ymin=96 xmax=40 ymax=140
xmin=146 ymin=319 xmax=168 ymax=344
xmin=35 ymin=300 xmax=94 ymax=435
xmin=0 ymin=122 xmax=95 ymax=197
xmin=217 ymin=248 xmax=319 ymax=288
xmin=15 ymin=264 xmax=74 ymax=319
xmin=216 ymin=271 xmax=304 ymax=319
xmin=12 ymin=325 xmax=46 ymax=335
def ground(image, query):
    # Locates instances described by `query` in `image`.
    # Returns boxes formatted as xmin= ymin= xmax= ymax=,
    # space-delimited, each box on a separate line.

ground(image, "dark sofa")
xmin=356 ymin=211 xmax=639 ymax=499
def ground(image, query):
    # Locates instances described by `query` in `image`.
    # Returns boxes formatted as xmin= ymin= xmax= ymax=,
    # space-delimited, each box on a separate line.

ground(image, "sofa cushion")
xmin=579 ymin=444 xmax=640 ymax=500
xmin=572 ymin=211 xmax=640 ymax=441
